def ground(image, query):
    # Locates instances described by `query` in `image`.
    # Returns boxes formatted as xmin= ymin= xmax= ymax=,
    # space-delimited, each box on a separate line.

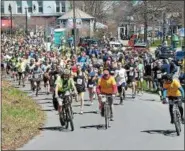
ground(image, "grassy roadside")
xmin=150 ymin=39 xmax=184 ymax=47
xmin=2 ymin=81 xmax=45 ymax=150
xmin=137 ymin=80 xmax=158 ymax=94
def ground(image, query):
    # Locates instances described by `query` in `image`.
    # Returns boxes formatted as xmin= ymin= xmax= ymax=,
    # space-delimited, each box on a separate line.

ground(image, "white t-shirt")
xmin=115 ymin=68 xmax=127 ymax=86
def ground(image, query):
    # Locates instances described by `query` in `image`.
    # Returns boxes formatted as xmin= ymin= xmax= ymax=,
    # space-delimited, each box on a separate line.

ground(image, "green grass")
xmin=150 ymin=39 xmax=184 ymax=47
xmin=2 ymin=81 xmax=46 ymax=150
xmin=141 ymin=80 xmax=158 ymax=94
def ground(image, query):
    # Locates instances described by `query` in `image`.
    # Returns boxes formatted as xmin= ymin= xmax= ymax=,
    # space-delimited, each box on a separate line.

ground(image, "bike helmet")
xmin=162 ymin=74 xmax=173 ymax=81
xmin=63 ymin=69 xmax=70 ymax=76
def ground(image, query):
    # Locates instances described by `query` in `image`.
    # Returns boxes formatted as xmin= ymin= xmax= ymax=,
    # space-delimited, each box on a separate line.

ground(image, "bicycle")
xmin=99 ymin=94 xmax=113 ymax=129
xmin=58 ymin=91 xmax=74 ymax=131
xmin=171 ymin=98 xmax=182 ymax=136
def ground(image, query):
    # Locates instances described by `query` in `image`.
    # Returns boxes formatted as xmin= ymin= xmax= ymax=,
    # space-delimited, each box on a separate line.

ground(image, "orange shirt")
xmin=98 ymin=76 xmax=117 ymax=94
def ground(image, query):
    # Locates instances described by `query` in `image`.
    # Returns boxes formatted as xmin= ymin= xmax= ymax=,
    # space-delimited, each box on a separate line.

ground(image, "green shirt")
xmin=55 ymin=77 xmax=74 ymax=92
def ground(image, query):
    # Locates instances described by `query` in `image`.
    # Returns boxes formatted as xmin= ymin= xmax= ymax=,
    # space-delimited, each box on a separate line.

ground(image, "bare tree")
xmin=75 ymin=1 xmax=117 ymax=30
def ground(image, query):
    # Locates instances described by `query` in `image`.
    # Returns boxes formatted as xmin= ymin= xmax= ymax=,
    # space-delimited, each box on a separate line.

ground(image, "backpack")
xmin=170 ymin=62 xmax=177 ymax=73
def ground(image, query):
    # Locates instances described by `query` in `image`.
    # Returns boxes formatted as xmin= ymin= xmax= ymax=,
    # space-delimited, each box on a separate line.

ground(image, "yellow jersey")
xmin=163 ymin=79 xmax=181 ymax=97
xmin=98 ymin=76 xmax=117 ymax=94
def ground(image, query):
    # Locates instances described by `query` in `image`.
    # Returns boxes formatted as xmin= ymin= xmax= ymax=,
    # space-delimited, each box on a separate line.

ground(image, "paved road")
xmin=13 ymin=80 xmax=184 ymax=150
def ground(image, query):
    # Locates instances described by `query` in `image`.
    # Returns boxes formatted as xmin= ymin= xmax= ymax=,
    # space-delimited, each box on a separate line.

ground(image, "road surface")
xmin=13 ymin=80 xmax=184 ymax=150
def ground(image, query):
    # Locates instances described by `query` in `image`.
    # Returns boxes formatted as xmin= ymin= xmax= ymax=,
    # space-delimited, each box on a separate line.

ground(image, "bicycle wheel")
xmin=59 ymin=111 xmax=66 ymax=127
xmin=104 ymin=103 xmax=110 ymax=129
xmin=65 ymin=107 xmax=74 ymax=131
xmin=174 ymin=109 xmax=181 ymax=136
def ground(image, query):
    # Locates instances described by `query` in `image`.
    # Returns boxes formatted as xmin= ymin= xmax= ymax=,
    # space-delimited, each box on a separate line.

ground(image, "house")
xmin=1 ymin=0 xmax=71 ymax=28
xmin=57 ymin=8 xmax=95 ymax=38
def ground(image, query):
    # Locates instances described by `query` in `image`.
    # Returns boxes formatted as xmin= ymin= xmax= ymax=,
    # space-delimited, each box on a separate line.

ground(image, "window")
xmin=61 ymin=1 xmax=66 ymax=12
xmin=16 ymin=1 xmax=22 ymax=13
xmin=38 ymin=1 xmax=43 ymax=13
xmin=27 ymin=1 xmax=32 ymax=13
xmin=1 ymin=1 xmax=4 ymax=13
xmin=56 ymin=1 xmax=60 ymax=12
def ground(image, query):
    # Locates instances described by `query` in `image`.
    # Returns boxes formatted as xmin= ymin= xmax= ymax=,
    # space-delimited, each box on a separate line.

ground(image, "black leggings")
xmin=169 ymin=104 xmax=183 ymax=120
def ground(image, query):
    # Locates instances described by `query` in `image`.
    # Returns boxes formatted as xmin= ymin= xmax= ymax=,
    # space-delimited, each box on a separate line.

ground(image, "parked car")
xmin=155 ymin=46 xmax=175 ymax=59
xmin=175 ymin=50 xmax=185 ymax=66
xmin=87 ymin=39 xmax=99 ymax=47
xmin=109 ymin=41 xmax=123 ymax=52
xmin=133 ymin=42 xmax=149 ymax=52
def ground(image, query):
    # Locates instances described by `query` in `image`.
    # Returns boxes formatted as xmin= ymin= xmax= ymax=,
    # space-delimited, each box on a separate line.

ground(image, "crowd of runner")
xmin=1 ymin=33 xmax=184 ymax=124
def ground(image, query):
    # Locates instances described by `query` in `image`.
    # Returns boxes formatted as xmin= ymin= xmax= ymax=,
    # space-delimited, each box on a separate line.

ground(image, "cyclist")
xmin=96 ymin=69 xmax=117 ymax=121
xmin=55 ymin=69 xmax=77 ymax=114
xmin=162 ymin=74 xmax=185 ymax=124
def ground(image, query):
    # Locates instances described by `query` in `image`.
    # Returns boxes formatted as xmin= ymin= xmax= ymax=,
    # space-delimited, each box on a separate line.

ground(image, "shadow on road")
xmin=72 ymin=104 xmax=91 ymax=107
xmin=141 ymin=99 xmax=156 ymax=102
xmin=37 ymin=101 xmax=52 ymax=104
xmin=73 ymin=111 xmax=98 ymax=115
xmin=39 ymin=126 xmax=69 ymax=132
xmin=36 ymin=98 xmax=52 ymax=101
xmin=114 ymin=103 xmax=122 ymax=106
xmin=80 ymin=124 xmax=106 ymax=130
xmin=141 ymin=129 xmax=177 ymax=137
xmin=125 ymin=97 xmax=135 ymax=100
xmin=41 ymin=109 xmax=55 ymax=112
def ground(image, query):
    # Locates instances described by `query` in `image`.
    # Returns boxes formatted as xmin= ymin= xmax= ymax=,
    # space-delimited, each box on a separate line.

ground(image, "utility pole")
xmin=72 ymin=0 xmax=76 ymax=55
xmin=162 ymin=11 xmax=167 ymax=43
xmin=182 ymin=7 xmax=184 ymax=28
xmin=25 ymin=7 xmax=28 ymax=35
xmin=8 ymin=4 xmax=12 ymax=39
xmin=144 ymin=0 xmax=148 ymax=43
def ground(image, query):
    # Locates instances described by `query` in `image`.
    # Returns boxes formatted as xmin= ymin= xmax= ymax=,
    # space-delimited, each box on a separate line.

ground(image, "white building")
xmin=1 ymin=0 xmax=71 ymax=17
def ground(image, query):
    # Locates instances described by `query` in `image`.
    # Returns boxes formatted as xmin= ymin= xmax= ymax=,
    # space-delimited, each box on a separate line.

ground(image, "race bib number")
xmin=129 ymin=72 xmax=134 ymax=76
xmin=135 ymin=72 xmax=138 ymax=78
xmin=89 ymin=84 xmax=94 ymax=88
xmin=140 ymin=72 xmax=143 ymax=77
xmin=119 ymin=73 xmax=124 ymax=77
xmin=157 ymin=74 xmax=162 ymax=79
xmin=34 ymin=74 xmax=40 ymax=79
xmin=77 ymin=78 xmax=83 ymax=85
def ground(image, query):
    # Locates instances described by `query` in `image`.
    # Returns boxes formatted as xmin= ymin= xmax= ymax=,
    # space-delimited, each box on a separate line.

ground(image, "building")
xmin=1 ymin=0 xmax=71 ymax=28
xmin=1 ymin=0 xmax=71 ymax=17
xmin=58 ymin=8 xmax=95 ymax=37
